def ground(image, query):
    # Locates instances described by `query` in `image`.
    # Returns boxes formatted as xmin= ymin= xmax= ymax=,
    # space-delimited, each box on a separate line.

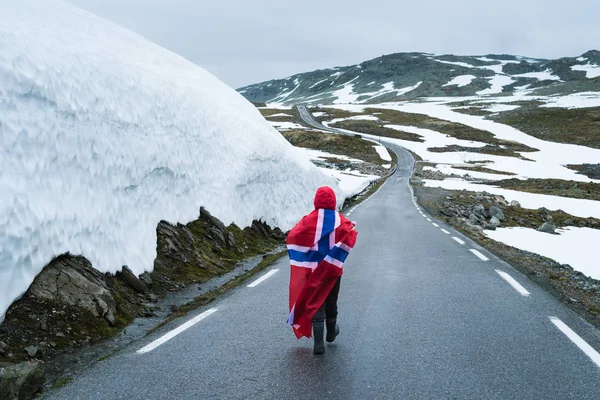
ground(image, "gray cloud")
xmin=68 ymin=0 xmax=599 ymax=88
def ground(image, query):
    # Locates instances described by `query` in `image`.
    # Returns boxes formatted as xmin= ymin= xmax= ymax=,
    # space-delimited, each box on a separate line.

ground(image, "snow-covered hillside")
xmin=239 ymin=51 xmax=600 ymax=106
xmin=312 ymin=97 xmax=600 ymax=279
xmin=0 ymin=1 xmax=340 ymax=321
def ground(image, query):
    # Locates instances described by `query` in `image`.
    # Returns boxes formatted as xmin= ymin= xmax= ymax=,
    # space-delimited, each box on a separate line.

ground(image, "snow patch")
xmin=477 ymin=75 xmax=516 ymax=95
xmin=269 ymin=121 xmax=307 ymax=130
xmin=373 ymin=145 xmax=392 ymax=161
xmin=541 ymin=92 xmax=600 ymax=109
xmin=443 ymin=75 xmax=477 ymax=87
xmin=512 ymin=69 xmax=561 ymax=81
xmin=571 ymin=63 xmax=600 ymax=79
xmin=485 ymin=227 xmax=600 ymax=280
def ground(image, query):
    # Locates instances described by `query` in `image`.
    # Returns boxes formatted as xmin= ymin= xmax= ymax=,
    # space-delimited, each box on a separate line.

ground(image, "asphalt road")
xmin=45 ymin=109 xmax=600 ymax=399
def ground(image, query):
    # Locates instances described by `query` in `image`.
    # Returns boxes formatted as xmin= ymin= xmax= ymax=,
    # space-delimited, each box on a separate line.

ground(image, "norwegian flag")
xmin=286 ymin=187 xmax=357 ymax=339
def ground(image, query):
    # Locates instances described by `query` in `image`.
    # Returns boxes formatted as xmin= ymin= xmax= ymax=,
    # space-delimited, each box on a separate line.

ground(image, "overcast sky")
xmin=68 ymin=0 xmax=599 ymax=89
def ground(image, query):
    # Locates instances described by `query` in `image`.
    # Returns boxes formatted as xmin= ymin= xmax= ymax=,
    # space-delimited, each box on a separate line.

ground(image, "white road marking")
xmin=470 ymin=249 xmax=489 ymax=261
xmin=441 ymin=229 xmax=450 ymax=234
xmin=432 ymin=223 xmax=439 ymax=227
xmin=495 ymin=270 xmax=530 ymax=297
xmin=550 ymin=317 xmax=600 ymax=368
xmin=137 ymin=308 xmax=218 ymax=354
xmin=452 ymin=237 xmax=465 ymax=245
xmin=247 ymin=269 xmax=279 ymax=288
xmin=426 ymin=218 xmax=432 ymax=222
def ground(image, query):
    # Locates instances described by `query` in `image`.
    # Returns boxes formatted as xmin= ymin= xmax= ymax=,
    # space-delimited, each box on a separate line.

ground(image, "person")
xmin=285 ymin=186 xmax=358 ymax=354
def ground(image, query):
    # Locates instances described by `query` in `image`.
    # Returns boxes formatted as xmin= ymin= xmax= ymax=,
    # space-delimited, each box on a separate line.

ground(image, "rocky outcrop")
xmin=0 ymin=206 xmax=284 ymax=373
xmin=430 ymin=190 xmax=600 ymax=235
xmin=29 ymin=255 xmax=117 ymax=326
xmin=0 ymin=362 xmax=45 ymax=400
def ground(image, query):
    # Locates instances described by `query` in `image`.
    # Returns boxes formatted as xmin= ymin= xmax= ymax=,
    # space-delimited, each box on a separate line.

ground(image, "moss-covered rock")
xmin=0 ymin=361 xmax=45 ymax=400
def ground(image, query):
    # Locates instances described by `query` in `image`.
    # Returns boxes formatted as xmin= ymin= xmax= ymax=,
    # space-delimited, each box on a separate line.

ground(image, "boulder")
xmin=468 ymin=214 xmax=480 ymax=225
xmin=116 ymin=266 xmax=148 ymax=294
xmin=489 ymin=206 xmax=505 ymax=221
xmin=0 ymin=362 xmax=45 ymax=400
xmin=464 ymin=223 xmax=484 ymax=235
xmin=29 ymin=255 xmax=117 ymax=325
xmin=489 ymin=216 xmax=501 ymax=228
xmin=510 ymin=200 xmax=521 ymax=208
xmin=24 ymin=346 xmax=39 ymax=359
xmin=538 ymin=222 xmax=557 ymax=234
xmin=472 ymin=204 xmax=486 ymax=217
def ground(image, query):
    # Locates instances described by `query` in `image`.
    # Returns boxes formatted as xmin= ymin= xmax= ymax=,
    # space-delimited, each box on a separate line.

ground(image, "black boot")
xmin=326 ymin=320 xmax=339 ymax=343
xmin=313 ymin=322 xmax=325 ymax=354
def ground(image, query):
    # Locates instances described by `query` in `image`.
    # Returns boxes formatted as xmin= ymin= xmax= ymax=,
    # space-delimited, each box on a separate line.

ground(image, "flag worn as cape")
xmin=286 ymin=186 xmax=357 ymax=339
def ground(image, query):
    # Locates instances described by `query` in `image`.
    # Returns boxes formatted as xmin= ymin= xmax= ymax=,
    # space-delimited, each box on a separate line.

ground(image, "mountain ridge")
xmin=238 ymin=50 xmax=600 ymax=105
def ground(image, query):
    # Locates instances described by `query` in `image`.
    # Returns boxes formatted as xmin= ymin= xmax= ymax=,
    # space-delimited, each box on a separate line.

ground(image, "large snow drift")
xmin=0 ymin=1 xmax=339 ymax=321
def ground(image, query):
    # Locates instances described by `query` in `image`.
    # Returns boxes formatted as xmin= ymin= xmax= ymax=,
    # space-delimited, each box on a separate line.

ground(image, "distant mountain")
xmin=238 ymin=50 xmax=600 ymax=105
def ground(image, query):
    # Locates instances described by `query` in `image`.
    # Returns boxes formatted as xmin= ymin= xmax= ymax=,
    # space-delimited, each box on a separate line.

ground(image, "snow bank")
xmin=485 ymin=227 xmax=600 ymax=280
xmin=0 ymin=0 xmax=339 ymax=321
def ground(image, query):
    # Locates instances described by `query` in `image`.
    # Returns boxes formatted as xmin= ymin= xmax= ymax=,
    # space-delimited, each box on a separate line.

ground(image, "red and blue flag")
xmin=286 ymin=186 xmax=357 ymax=338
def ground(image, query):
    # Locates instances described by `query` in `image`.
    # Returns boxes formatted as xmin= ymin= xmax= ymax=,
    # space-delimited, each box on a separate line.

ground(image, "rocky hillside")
xmin=238 ymin=50 xmax=600 ymax=105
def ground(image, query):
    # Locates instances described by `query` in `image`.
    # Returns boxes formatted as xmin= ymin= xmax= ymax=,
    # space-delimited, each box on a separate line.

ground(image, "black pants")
xmin=312 ymin=277 xmax=341 ymax=323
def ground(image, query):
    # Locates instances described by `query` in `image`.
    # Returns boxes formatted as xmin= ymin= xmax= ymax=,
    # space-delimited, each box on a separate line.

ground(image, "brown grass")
xmin=493 ymin=106 xmax=600 ymax=149
xmin=281 ymin=129 xmax=385 ymax=165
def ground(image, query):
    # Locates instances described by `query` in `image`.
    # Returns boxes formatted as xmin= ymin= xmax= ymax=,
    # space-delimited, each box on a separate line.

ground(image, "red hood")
xmin=313 ymin=186 xmax=336 ymax=210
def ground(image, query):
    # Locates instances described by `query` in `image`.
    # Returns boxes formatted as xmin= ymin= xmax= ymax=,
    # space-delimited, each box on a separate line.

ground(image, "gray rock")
xmin=510 ymin=200 xmax=521 ymax=208
xmin=0 ymin=362 xmax=45 ymax=400
xmin=489 ymin=206 xmax=505 ymax=221
xmin=472 ymin=204 xmax=486 ymax=216
xmin=489 ymin=216 xmax=501 ymax=227
xmin=563 ymin=218 xmax=574 ymax=226
xmin=468 ymin=214 xmax=480 ymax=225
xmin=494 ymin=196 xmax=508 ymax=205
xmin=538 ymin=222 xmax=557 ymax=234
xmin=0 ymin=341 xmax=6 ymax=356
xmin=24 ymin=346 xmax=39 ymax=358
xmin=116 ymin=266 xmax=148 ymax=294
xmin=465 ymin=223 xmax=485 ymax=235
xmin=29 ymin=255 xmax=117 ymax=322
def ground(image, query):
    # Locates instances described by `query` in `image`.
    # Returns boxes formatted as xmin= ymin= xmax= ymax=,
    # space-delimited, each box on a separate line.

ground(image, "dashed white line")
xmin=550 ymin=317 xmax=600 ymax=368
xmin=426 ymin=218 xmax=432 ymax=222
xmin=137 ymin=308 xmax=218 ymax=354
xmin=247 ymin=269 xmax=279 ymax=288
xmin=441 ymin=229 xmax=450 ymax=234
xmin=470 ymin=249 xmax=489 ymax=261
xmin=452 ymin=237 xmax=465 ymax=245
xmin=432 ymin=223 xmax=440 ymax=227
xmin=495 ymin=270 xmax=530 ymax=297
